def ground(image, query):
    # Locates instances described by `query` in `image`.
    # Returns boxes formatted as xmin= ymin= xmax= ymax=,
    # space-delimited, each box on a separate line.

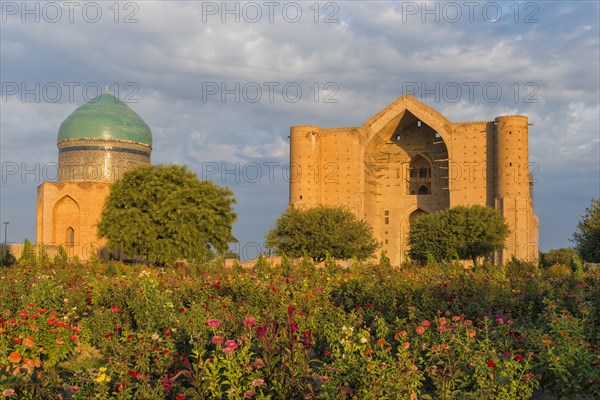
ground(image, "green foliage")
xmin=540 ymin=248 xmax=583 ymax=272
xmin=409 ymin=205 xmax=509 ymax=265
xmin=545 ymin=263 xmax=572 ymax=278
xmin=97 ymin=164 xmax=237 ymax=265
xmin=37 ymin=243 xmax=51 ymax=267
xmin=265 ymin=205 xmax=379 ymax=262
xmin=572 ymin=198 xmax=600 ymax=262
xmin=1 ymin=248 xmax=17 ymax=267
xmin=19 ymin=239 xmax=37 ymax=267
xmin=54 ymin=244 xmax=69 ymax=265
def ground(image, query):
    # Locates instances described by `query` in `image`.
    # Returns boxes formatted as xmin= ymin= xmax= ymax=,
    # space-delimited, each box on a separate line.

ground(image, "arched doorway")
xmin=401 ymin=208 xmax=428 ymax=262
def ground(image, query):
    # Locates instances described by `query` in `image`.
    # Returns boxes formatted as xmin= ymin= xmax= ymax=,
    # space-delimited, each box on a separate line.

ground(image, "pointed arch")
xmin=52 ymin=195 xmax=80 ymax=247
xmin=400 ymin=206 xmax=430 ymax=262
xmin=363 ymin=94 xmax=452 ymax=146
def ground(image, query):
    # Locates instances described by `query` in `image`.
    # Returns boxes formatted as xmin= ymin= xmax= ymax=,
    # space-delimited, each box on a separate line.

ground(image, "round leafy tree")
xmin=265 ymin=205 xmax=379 ymax=262
xmin=97 ymin=164 xmax=237 ymax=264
xmin=409 ymin=205 xmax=509 ymax=266
xmin=571 ymin=198 xmax=600 ymax=263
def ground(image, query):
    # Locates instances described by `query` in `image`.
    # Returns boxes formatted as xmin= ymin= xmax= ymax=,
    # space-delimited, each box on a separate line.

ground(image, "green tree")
xmin=407 ymin=212 xmax=458 ymax=262
xmin=53 ymin=245 xmax=69 ymax=266
xmin=19 ymin=239 xmax=37 ymax=266
xmin=540 ymin=248 xmax=583 ymax=271
xmin=97 ymin=164 xmax=237 ymax=265
xmin=571 ymin=198 xmax=600 ymax=263
xmin=409 ymin=205 xmax=509 ymax=266
xmin=1 ymin=248 xmax=17 ymax=266
xmin=265 ymin=205 xmax=379 ymax=262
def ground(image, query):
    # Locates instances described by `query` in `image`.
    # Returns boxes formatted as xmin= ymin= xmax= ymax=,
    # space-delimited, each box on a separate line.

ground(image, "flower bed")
xmin=1 ymin=259 xmax=599 ymax=399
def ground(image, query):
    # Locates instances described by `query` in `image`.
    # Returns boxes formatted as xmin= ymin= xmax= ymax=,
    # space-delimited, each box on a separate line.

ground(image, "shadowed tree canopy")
xmin=265 ymin=205 xmax=379 ymax=262
xmin=571 ymin=198 xmax=600 ymax=263
xmin=97 ymin=164 xmax=237 ymax=264
xmin=408 ymin=205 xmax=509 ymax=266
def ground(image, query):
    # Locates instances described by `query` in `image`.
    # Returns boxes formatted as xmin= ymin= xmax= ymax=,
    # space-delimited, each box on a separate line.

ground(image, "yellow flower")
xmin=99 ymin=367 xmax=107 ymax=372
xmin=96 ymin=374 xmax=106 ymax=383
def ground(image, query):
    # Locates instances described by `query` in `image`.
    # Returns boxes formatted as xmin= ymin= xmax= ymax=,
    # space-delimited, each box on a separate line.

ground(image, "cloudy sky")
xmin=1 ymin=1 xmax=598 ymax=259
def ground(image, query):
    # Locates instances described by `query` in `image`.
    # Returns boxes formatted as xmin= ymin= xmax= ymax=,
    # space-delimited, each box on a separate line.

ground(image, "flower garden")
xmin=1 ymin=257 xmax=599 ymax=399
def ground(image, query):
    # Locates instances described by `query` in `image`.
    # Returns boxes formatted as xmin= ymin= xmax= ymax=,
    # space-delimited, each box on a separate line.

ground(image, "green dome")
xmin=58 ymin=93 xmax=152 ymax=146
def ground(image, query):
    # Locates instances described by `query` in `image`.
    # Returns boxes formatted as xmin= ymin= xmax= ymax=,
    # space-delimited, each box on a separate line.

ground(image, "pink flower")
xmin=225 ymin=340 xmax=239 ymax=350
xmin=222 ymin=347 xmax=234 ymax=354
xmin=212 ymin=336 xmax=224 ymax=345
xmin=243 ymin=317 xmax=257 ymax=327
xmin=416 ymin=326 xmax=425 ymax=335
xmin=251 ymin=378 xmax=265 ymax=387
xmin=206 ymin=319 xmax=221 ymax=328
xmin=421 ymin=320 xmax=432 ymax=328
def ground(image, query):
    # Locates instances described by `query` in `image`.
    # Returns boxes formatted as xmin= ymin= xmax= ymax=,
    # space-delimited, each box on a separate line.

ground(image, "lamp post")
xmin=2 ymin=221 xmax=8 ymax=259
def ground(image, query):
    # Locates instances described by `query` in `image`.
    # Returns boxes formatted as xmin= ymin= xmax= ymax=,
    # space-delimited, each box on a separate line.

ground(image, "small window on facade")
xmin=384 ymin=217 xmax=389 ymax=225
xmin=65 ymin=227 xmax=74 ymax=248
xmin=418 ymin=185 xmax=430 ymax=195
xmin=396 ymin=134 xmax=401 ymax=141
xmin=299 ymin=195 xmax=302 ymax=199
xmin=384 ymin=210 xmax=389 ymax=216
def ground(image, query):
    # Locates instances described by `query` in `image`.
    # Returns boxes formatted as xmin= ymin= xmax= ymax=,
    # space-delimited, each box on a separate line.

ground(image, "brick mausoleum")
xmin=288 ymin=94 xmax=539 ymax=265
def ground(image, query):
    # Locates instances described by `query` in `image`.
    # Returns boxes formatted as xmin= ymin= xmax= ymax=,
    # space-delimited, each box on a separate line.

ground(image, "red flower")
xmin=111 ymin=306 xmax=121 ymax=313
xmin=47 ymin=317 xmax=57 ymax=327
xmin=128 ymin=370 xmax=141 ymax=379
xmin=178 ymin=307 xmax=186 ymax=313
xmin=105 ymin=333 xmax=113 ymax=339
xmin=487 ymin=360 xmax=495 ymax=368
xmin=256 ymin=325 xmax=268 ymax=339
xmin=69 ymin=335 xmax=78 ymax=341
xmin=515 ymin=354 xmax=524 ymax=362
xmin=287 ymin=305 xmax=296 ymax=317
xmin=13 ymin=337 xmax=22 ymax=344
xmin=243 ymin=317 xmax=257 ymax=327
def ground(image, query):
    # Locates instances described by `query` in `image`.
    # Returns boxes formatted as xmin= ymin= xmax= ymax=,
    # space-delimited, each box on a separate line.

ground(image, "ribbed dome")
xmin=57 ymin=93 xmax=152 ymax=147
